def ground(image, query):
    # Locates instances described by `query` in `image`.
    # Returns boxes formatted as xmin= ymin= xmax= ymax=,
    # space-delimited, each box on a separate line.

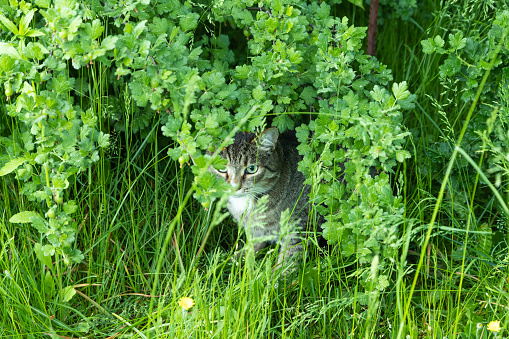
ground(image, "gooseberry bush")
xmin=0 ymin=0 xmax=413 ymax=282
xmin=421 ymin=10 xmax=509 ymax=205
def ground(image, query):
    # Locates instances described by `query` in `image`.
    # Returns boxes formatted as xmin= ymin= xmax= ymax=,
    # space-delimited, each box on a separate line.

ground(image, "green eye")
xmin=245 ymin=165 xmax=257 ymax=174
xmin=218 ymin=167 xmax=227 ymax=173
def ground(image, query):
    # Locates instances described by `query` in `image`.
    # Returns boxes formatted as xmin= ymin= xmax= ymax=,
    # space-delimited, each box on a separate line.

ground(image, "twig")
xmin=367 ymin=0 xmax=379 ymax=56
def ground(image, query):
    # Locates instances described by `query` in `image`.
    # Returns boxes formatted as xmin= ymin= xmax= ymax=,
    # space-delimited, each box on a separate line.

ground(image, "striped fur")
xmin=209 ymin=128 xmax=311 ymax=268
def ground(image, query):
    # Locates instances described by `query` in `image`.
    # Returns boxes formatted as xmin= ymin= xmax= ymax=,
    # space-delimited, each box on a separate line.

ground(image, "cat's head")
xmin=209 ymin=128 xmax=281 ymax=197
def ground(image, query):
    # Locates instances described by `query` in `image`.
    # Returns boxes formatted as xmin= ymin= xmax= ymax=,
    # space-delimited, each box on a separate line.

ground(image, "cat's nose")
xmin=230 ymin=181 xmax=240 ymax=190
xmin=229 ymin=176 xmax=241 ymax=190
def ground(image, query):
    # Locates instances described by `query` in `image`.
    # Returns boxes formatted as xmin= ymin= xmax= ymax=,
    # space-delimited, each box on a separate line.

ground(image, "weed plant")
xmin=1 ymin=0 xmax=509 ymax=338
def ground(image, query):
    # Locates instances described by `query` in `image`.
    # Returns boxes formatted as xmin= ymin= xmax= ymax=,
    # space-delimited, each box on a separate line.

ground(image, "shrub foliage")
xmin=0 ymin=0 xmax=412 ymax=278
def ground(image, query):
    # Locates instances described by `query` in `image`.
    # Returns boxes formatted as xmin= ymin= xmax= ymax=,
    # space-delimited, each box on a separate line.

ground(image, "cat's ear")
xmin=255 ymin=127 xmax=279 ymax=151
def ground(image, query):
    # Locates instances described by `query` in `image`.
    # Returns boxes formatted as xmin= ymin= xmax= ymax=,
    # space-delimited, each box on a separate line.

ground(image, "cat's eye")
xmin=245 ymin=165 xmax=257 ymax=174
xmin=218 ymin=167 xmax=227 ymax=173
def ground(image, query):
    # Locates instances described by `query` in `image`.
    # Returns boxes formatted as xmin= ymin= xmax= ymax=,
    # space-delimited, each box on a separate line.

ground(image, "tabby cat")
xmin=209 ymin=128 xmax=312 ymax=267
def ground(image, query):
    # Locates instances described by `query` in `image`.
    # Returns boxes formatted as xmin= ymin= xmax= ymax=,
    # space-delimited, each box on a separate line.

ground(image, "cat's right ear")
xmin=255 ymin=127 xmax=279 ymax=152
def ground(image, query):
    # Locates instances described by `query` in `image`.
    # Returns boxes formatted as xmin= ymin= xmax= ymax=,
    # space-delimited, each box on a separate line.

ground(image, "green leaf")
xmin=316 ymin=2 xmax=330 ymax=20
xmin=34 ymin=243 xmax=53 ymax=267
xmin=210 ymin=156 xmax=227 ymax=171
xmin=25 ymin=42 xmax=48 ymax=59
xmin=300 ymin=87 xmax=316 ymax=105
xmin=35 ymin=0 xmax=51 ymax=8
xmin=266 ymin=17 xmax=278 ymax=30
xmin=52 ymin=176 xmax=69 ymax=189
xmin=395 ymin=150 xmax=410 ymax=162
xmin=392 ymin=81 xmax=410 ymax=100
xmin=149 ymin=17 xmax=169 ymax=35
xmin=252 ymin=85 xmax=265 ymax=100
xmin=43 ymin=271 xmax=56 ymax=296
xmin=115 ymin=66 xmax=131 ymax=77
xmin=0 ymin=13 xmax=19 ymax=35
xmin=352 ymin=79 xmax=369 ymax=91
xmin=101 ymin=36 xmax=118 ymax=50
xmin=260 ymin=100 xmax=274 ymax=113
xmin=66 ymin=249 xmax=84 ymax=264
xmin=0 ymin=42 xmax=22 ymax=59
xmin=87 ymin=19 xmax=105 ymax=40
xmin=196 ymin=134 xmax=213 ymax=149
xmin=449 ymin=32 xmax=467 ymax=50
xmin=61 ymin=286 xmax=76 ymax=302
xmin=195 ymin=170 xmax=216 ymax=190
xmin=188 ymin=46 xmax=202 ymax=60
xmin=169 ymin=26 xmax=179 ymax=42
xmin=26 ymin=29 xmax=45 ymax=37
xmin=0 ymin=54 xmax=15 ymax=72
xmin=133 ymin=20 xmax=147 ymax=38
xmin=68 ymin=15 xmax=82 ymax=36
xmin=179 ymin=12 xmax=199 ymax=32
xmin=19 ymin=1 xmax=32 ymax=13
xmin=33 ymin=190 xmax=50 ymax=201
xmin=272 ymin=114 xmax=295 ymax=132
xmin=295 ymin=124 xmax=310 ymax=142
xmin=51 ymin=73 xmax=74 ymax=95
xmin=0 ymin=157 xmax=26 ymax=176
xmin=81 ymin=109 xmax=98 ymax=126
xmin=9 ymin=211 xmax=41 ymax=223
xmin=370 ymin=86 xmax=386 ymax=102
xmin=290 ymin=24 xmax=307 ymax=41
xmin=300 ymin=267 xmax=320 ymax=296
xmin=232 ymin=7 xmax=253 ymax=25
xmin=347 ymin=0 xmax=364 ymax=9
xmin=235 ymin=65 xmax=250 ymax=79
xmin=97 ymin=132 xmax=110 ymax=148
xmin=162 ymin=116 xmax=182 ymax=138
xmin=206 ymin=71 xmax=225 ymax=89
xmin=129 ymin=80 xmax=149 ymax=107
xmin=42 ymin=244 xmax=55 ymax=257
xmin=433 ymin=35 xmax=445 ymax=48
xmin=66 ymin=167 xmax=79 ymax=178
xmin=21 ymin=9 xmax=36 ymax=36
xmin=205 ymin=114 xmax=219 ymax=130
xmin=439 ymin=56 xmax=461 ymax=78
xmin=288 ymin=49 xmax=303 ymax=64
xmin=167 ymin=147 xmax=182 ymax=160
xmin=31 ymin=215 xmax=50 ymax=233
xmin=421 ymin=39 xmax=436 ymax=54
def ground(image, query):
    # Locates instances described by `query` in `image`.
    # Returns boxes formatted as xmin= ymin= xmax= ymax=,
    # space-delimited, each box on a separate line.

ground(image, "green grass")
xmin=1 ymin=0 xmax=509 ymax=338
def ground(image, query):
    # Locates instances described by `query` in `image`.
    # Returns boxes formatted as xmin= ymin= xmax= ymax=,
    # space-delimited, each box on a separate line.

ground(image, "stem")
xmin=367 ymin=0 xmax=379 ymax=56
xmin=44 ymin=164 xmax=51 ymax=208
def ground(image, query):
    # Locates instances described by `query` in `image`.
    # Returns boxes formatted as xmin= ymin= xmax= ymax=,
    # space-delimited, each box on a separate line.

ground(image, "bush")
xmin=0 ymin=0 xmax=412 ymax=284
xmin=420 ymin=9 xmax=509 ymax=209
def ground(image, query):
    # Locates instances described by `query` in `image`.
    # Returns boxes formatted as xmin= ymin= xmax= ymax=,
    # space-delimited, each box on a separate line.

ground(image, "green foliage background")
xmin=0 ymin=0 xmax=412 ymax=268
xmin=0 ymin=0 xmax=508 ymax=338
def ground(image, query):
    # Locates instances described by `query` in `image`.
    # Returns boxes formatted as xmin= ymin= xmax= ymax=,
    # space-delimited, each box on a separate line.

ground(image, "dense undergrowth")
xmin=1 ymin=0 xmax=508 ymax=338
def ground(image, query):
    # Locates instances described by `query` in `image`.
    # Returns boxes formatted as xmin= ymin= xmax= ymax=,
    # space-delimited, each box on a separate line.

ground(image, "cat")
xmin=208 ymin=127 xmax=313 ymax=268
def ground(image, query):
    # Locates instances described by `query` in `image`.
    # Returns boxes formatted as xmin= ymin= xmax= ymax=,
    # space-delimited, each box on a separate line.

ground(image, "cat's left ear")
xmin=255 ymin=127 xmax=279 ymax=152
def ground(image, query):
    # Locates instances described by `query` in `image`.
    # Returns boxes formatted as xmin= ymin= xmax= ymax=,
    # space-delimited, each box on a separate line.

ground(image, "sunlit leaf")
xmin=9 ymin=211 xmax=40 ymax=223
xmin=0 ymin=158 xmax=27 ymax=176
